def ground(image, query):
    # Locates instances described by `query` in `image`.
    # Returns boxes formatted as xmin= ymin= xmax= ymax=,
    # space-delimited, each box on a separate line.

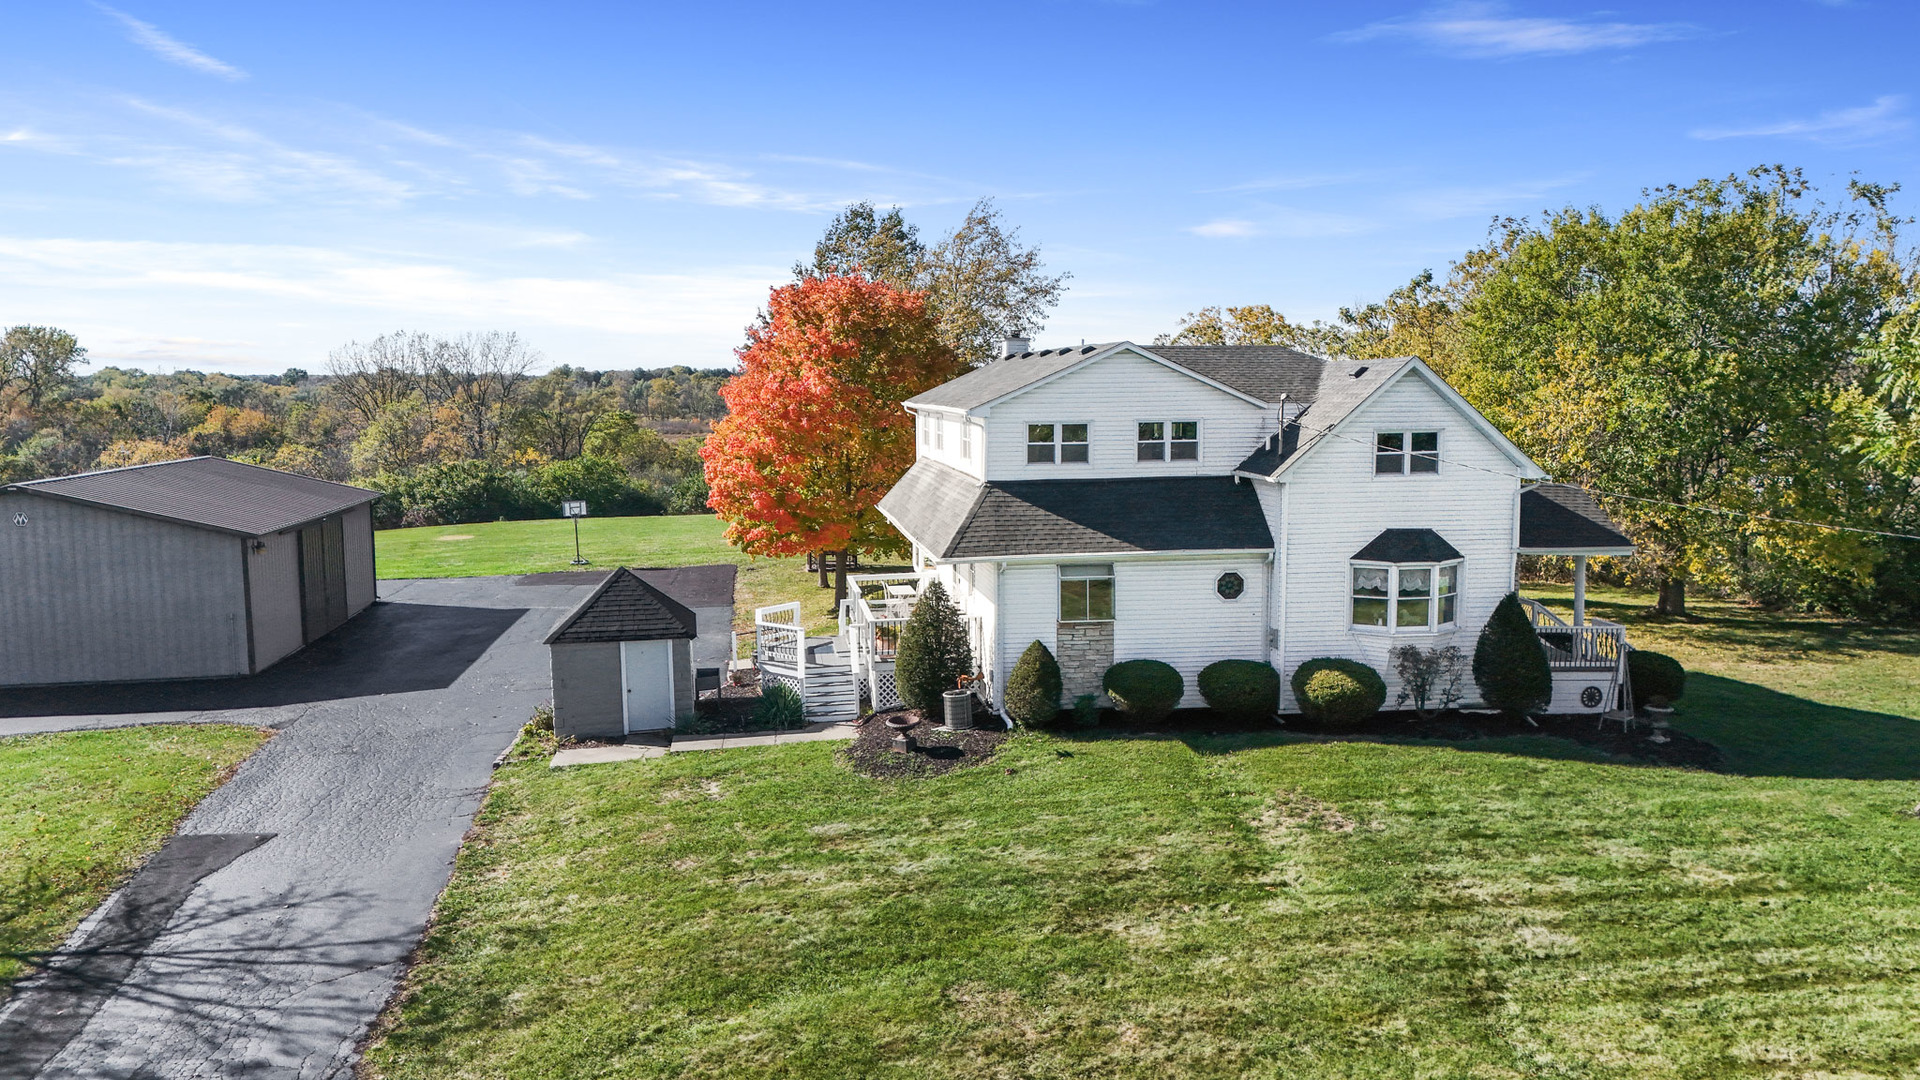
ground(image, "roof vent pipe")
xmin=1001 ymin=335 xmax=1030 ymax=359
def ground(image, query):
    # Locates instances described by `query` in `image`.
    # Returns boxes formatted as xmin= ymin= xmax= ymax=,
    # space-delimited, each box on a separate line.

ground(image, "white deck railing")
xmin=840 ymin=572 xmax=925 ymax=711
xmin=1521 ymin=596 xmax=1628 ymax=671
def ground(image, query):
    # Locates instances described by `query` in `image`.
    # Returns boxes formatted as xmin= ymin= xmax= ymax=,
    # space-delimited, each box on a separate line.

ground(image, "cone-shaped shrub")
xmin=1102 ymin=659 xmax=1184 ymax=722
xmin=1289 ymin=658 xmax=1386 ymax=727
xmin=1005 ymin=640 xmax=1064 ymax=728
xmin=1198 ymin=659 xmax=1281 ymax=721
xmin=894 ymin=580 xmax=973 ymax=716
xmin=1473 ymin=591 xmax=1552 ymax=718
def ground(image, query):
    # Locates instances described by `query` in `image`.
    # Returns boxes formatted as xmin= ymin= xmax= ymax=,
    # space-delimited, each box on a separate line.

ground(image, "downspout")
xmin=1274 ymin=479 xmax=1290 ymax=710
xmin=996 ymin=560 xmax=1013 ymax=728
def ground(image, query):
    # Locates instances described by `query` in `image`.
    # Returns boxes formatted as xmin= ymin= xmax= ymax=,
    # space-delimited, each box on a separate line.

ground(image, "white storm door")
xmin=620 ymin=640 xmax=675 ymax=732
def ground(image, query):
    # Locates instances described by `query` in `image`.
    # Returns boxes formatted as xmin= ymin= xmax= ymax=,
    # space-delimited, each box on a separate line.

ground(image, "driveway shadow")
xmin=0 ymin=601 xmax=526 ymax=719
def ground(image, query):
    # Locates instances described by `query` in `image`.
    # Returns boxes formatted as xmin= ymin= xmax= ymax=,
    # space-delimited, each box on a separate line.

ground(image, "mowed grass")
xmin=375 ymin=515 xmax=889 ymax=637
xmin=0 ymin=724 xmax=269 ymax=988
xmin=363 ymin=584 xmax=1920 ymax=1079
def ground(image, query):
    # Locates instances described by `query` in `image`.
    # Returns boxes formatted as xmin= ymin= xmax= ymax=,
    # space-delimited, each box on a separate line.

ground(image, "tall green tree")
xmin=1 ymin=326 xmax=88 ymax=408
xmin=1458 ymin=167 xmax=1905 ymax=614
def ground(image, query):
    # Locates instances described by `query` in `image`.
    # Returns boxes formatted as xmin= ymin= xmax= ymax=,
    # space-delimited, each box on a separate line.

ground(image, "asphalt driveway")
xmin=0 ymin=575 xmax=602 ymax=1079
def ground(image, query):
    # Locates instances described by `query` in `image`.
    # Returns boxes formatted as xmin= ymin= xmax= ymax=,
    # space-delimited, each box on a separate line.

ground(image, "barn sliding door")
xmin=298 ymin=516 xmax=351 ymax=644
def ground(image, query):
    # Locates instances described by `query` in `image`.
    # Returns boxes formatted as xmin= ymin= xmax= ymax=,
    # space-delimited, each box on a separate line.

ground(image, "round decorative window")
xmin=1215 ymin=571 xmax=1245 ymax=601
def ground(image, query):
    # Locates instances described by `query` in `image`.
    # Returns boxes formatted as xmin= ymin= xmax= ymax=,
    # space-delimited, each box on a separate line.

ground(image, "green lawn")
xmin=363 ymin=585 xmax=1920 ymax=1079
xmin=1 ymin=724 xmax=269 ymax=989
xmin=375 ymin=515 xmax=891 ymax=637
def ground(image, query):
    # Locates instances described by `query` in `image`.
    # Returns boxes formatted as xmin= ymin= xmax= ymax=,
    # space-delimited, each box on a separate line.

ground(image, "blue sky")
xmin=3 ymin=2 xmax=1915 ymax=375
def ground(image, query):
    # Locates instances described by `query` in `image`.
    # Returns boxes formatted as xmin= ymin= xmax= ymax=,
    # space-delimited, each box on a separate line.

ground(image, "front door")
xmin=620 ymin=640 xmax=676 ymax=732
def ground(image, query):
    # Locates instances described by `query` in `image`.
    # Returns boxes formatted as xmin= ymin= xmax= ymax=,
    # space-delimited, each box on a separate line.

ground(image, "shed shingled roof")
xmin=1352 ymin=528 xmax=1464 ymax=563
xmin=877 ymin=460 xmax=1271 ymax=559
xmin=6 ymin=456 xmax=381 ymax=537
xmin=1519 ymin=484 xmax=1635 ymax=553
xmin=544 ymin=567 xmax=698 ymax=645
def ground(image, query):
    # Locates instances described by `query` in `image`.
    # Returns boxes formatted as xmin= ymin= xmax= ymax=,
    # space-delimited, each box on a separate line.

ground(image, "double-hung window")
xmin=1375 ymin=431 xmax=1439 ymax=474
xmin=934 ymin=416 xmax=944 ymax=452
xmin=1351 ymin=561 xmax=1460 ymax=630
xmin=961 ymin=421 xmax=972 ymax=460
xmin=1059 ymin=563 xmax=1115 ymax=621
xmin=1138 ymin=420 xmax=1199 ymax=462
xmin=1028 ymin=423 xmax=1090 ymax=464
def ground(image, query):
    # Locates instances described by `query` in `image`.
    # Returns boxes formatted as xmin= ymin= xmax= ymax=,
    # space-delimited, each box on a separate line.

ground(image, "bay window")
xmin=1351 ymin=561 xmax=1461 ymax=630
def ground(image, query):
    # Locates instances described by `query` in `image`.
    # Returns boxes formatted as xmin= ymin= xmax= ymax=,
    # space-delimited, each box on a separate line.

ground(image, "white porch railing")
xmin=1521 ymin=596 xmax=1627 ymax=671
xmin=754 ymin=601 xmax=805 ymax=702
xmin=840 ymin=572 xmax=925 ymax=711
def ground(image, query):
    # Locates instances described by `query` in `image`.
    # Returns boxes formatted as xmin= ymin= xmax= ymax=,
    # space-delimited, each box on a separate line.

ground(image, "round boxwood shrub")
xmin=1289 ymin=658 xmax=1386 ymax=728
xmin=1102 ymin=659 xmax=1184 ymax=722
xmin=1198 ymin=659 xmax=1281 ymax=721
xmin=1005 ymin=640 xmax=1064 ymax=728
xmin=1473 ymin=591 xmax=1553 ymax=719
xmin=1627 ymin=649 xmax=1687 ymax=709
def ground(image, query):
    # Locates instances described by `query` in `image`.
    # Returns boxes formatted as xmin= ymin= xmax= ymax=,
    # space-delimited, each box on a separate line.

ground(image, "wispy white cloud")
xmin=1187 ymin=208 xmax=1379 ymax=240
xmin=1189 ymin=219 xmax=1260 ymax=238
xmin=94 ymin=4 xmax=247 ymax=80
xmin=1390 ymin=174 xmax=1586 ymax=219
xmin=1332 ymin=3 xmax=1700 ymax=58
xmin=1201 ymin=170 xmax=1397 ymax=195
xmin=1691 ymin=95 xmax=1910 ymax=144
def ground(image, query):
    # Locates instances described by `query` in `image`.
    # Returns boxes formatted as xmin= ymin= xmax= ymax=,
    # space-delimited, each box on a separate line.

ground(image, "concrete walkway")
xmin=549 ymin=720 xmax=859 ymax=769
xmin=0 ymin=575 xmax=598 ymax=1080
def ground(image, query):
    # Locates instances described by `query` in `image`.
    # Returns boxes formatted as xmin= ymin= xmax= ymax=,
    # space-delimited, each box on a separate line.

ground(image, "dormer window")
xmin=1375 ymin=431 xmax=1439 ymax=474
xmin=1028 ymin=423 xmax=1089 ymax=464
xmin=1138 ymin=421 xmax=1199 ymax=462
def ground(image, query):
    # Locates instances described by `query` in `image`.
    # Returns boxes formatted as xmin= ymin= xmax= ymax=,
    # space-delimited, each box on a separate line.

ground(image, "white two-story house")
xmin=753 ymin=339 xmax=1636 ymax=722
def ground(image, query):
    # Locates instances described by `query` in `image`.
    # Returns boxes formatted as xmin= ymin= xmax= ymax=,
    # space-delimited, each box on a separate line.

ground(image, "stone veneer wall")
xmin=1056 ymin=621 xmax=1115 ymax=705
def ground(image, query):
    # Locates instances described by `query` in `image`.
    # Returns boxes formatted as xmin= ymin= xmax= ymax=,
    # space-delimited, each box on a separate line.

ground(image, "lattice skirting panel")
xmin=761 ymin=670 xmax=803 ymax=698
xmin=868 ymin=668 xmax=902 ymax=711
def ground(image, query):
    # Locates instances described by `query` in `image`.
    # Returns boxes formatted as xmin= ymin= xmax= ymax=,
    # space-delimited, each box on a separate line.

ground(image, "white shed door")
xmin=620 ymin=640 xmax=675 ymax=732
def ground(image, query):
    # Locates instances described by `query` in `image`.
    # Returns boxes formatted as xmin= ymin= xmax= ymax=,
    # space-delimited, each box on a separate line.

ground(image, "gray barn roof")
xmin=1519 ymin=484 xmax=1635 ymax=553
xmin=877 ymin=460 xmax=1272 ymax=559
xmin=545 ymin=567 xmax=698 ymax=645
xmin=6 ymin=456 xmax=381 ymax=537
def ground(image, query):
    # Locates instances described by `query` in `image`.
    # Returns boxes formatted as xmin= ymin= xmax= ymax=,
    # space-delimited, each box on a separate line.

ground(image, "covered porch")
xmin=1517 ymin=483 xmax=1639 ymax=716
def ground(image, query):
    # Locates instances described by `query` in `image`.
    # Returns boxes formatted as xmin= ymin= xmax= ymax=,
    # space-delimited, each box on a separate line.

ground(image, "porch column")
xmin=1573 ymin=555 xmax=1588 ymax=627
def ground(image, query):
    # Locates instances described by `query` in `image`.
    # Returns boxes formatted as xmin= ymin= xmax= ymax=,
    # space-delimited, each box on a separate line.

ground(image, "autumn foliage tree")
xmin=702 ymin=275 xmax=965 ymax=602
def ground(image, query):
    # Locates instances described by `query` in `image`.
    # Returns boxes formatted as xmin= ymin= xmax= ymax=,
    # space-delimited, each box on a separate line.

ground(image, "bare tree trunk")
xmin=833 ymin=550 xmax=850 ymax=608
xmin=816 ymin=552 xmax=830 ymax=589
xmin=1656 ymin=576 xmax=1687 ymax=617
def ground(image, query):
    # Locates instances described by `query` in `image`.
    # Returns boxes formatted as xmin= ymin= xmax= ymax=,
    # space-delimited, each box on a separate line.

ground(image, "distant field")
xmin=0 ymin=725 xmax=269 ymax=990
xmin=375 ymin=515 xmax=900 ymax=636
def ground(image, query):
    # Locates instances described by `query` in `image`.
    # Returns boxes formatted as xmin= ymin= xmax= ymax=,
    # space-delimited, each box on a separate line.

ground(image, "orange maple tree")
xmin=702 ymin=275 xmax=963 ymax=600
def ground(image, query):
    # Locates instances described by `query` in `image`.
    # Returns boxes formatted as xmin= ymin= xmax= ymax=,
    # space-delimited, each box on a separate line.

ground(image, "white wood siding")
xmin=1112 ymin=554 xmax=1268 ymax=708
xmin=910 ymin=409 xmax=986 ymax=479
xmin=1269 ymin=369 xmax=1521 ymax=710
xmin=980 ymin=350 xmax=1275 ymax=481
xmin=994 ymin=563 xmax=1058 ymax=700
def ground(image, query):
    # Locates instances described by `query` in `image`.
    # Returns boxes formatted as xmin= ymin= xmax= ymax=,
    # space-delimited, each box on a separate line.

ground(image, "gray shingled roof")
xmin=1234 ymin=358 xmax=1413 ymax=479
xmin=545 ymin=567 xmax=698 ymax=645
xmin=1352 ymin=528 xmax=1464 ymax=563
xmin=878 ymin=460 xmax=1272 ymax=559
xmin=1147 ymin=345 xmax=1325 ymax=403
xmin=1519 ymin=484 xmax=1635 ymax=553
xmin=905 ymin=344 xmax=1121 ymax=410
xmin=6 ymin=456 xmax=381 ymax=537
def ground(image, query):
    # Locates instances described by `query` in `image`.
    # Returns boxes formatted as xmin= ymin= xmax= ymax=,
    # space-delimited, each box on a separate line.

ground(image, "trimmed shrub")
xmin=893 ymin=581 xmax=973 ymax=717
xmin=1072 ymin=693 xmax=1101 ymax=729
xmin=1628 ymin=649 xmax=1687 ymax=709
xmin=1005 ymin=640 xmax=1064 ymax=728
xmin=1473 ymin=591 xmax=1553 ymax=719
xmin=1102 ymin=659 xmax=1184 ymax=722
xmin=754 ymin=681 xmax=804 ymax=729
xmin=1290 ymin=658 xmax=1386 ymax=727
xmin=1198 ymin=659 xmax=1281 ymax=721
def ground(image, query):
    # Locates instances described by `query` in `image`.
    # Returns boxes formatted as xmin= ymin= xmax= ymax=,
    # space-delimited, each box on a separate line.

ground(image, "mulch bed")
xmin=843 ymin=708 xmax=1011 ymax=779
xmin=1066 ymin=706 xmax=1722 ymax=770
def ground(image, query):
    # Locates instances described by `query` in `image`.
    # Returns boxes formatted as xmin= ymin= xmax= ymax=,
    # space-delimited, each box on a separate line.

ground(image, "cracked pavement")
xmin=0 ymin=575 xmax=600 ymax=1079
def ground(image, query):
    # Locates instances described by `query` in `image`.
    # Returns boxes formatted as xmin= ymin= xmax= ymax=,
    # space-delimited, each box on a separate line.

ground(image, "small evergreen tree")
xmin=1005 ymin=640 xmax=1063 ymax=728
xmin=1473 ymin=592 xmax=1553 ymax=718
xmin=893 ymin=580 xmax=973 ymax=716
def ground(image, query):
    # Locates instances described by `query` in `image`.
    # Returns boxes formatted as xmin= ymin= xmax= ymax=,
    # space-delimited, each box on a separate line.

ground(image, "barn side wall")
xmin=249 ymin=526 xmax=305 ymax=671
xmin=551 ymin=642 xmax=623 ymax=740
xmin=342 ymin=502 xmax=377 ymax=614
xmin=0 ymin=493 xmax=250 ymax=686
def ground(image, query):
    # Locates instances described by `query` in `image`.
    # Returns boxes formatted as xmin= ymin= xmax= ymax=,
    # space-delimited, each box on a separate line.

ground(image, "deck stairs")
xmin=752 ymin=602 xmax=860 ymax=723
